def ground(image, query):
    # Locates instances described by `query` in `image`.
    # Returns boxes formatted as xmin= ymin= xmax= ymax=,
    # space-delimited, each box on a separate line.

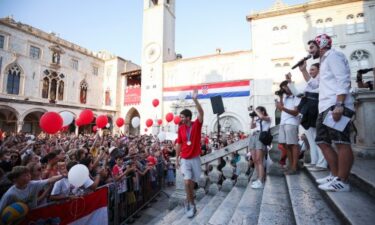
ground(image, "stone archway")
xmin=212 ymin=115 xmax=243 ymax=133
xmin=0 ymin=105 xmax=19 ymax=133
xmin=21 ymin=108 xmax=47 ymax=134
xmin=125 ymin=108 xmax=140 ymax=135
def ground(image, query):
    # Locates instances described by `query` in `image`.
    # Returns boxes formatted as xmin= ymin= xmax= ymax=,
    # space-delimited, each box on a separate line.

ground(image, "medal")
xmin=186 ymin=125 xmax=192 ymax=146
xmin=187 ymin=141 xmax=191 ymax=146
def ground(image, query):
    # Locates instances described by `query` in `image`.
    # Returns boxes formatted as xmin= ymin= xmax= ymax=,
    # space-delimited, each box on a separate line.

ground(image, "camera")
xmin=249 ymin=111 xmax=257 ymax=118
xmin=275 ymin=89 xmax=285 ymax=96
xmin=357 ymin=68 xmax=374 ymax=75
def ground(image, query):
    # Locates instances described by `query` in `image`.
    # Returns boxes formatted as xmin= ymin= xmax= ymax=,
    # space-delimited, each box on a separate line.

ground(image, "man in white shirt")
xmin=308 ymin=34 xmax=355 ymax=192
xmin=276 ymin=80 xmax=301 ymax=174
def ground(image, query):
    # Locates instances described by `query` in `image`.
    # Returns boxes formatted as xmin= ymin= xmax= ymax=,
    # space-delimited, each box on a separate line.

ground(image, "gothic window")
xmin=272 ymin=26 xmax=279 ymax=31
xmin=105 ymin=89 xmax=111 ymax=106
xmin=346 ymin=14 xmax=355 ymax=34
xmin=283 ymin=62 xmax=290 ymax=67
xmin=50 ymin=78 xmax=57 ymax=101
xmin=92 ymin=66 xmax=98 ymax=76
xmin=275 ymin=63 xmax=282 ymax=68
xmin=42 ymin=77 xmax=49 ymax=98
xmin=325 ymin=18 xmax=333 ymax=36
xmin=71 ymin=59 xmax=78 ymax=70
xmin=41 ymin=70 xmax=64 ymax=102
xmin=350 ymin=50 xmax=371 ymax=73
xmin=356 ymin=13 xmax=365 ymax=33
xmin=58 ymin=80 xmax=64 ymax=101
xmin=80 ymin=80 xmax=88 ymax=104
xmin=0 ymin=35 xmax=4 ymax=49
xmin=6 ymin=64 xmax=21 ymax=95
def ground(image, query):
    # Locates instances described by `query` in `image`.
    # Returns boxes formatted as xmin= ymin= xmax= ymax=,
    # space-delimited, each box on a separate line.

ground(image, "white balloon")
xmin=59 ymin=111 xmax=74 ymax=127
xmin=131 ymin=117 xmax=140 ymax=128
xmin=158 ymin=132 xmax=166 ymax=142
xmin=68 ymin=164 xmax=89 ymax=188
xmin=106 ymin=123 xmax=110 ymax=128
xmin=178 ymin=92 xmax=188 ymax=101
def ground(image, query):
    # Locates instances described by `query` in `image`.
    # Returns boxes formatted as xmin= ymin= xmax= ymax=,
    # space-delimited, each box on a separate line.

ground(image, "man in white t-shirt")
xmin=276 ymin=80 xmax=301 ymax=174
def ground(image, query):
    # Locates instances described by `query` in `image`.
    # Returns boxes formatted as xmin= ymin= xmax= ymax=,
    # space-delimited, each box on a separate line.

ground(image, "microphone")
xmin=291 ymin=55 xmax=312 ymax=69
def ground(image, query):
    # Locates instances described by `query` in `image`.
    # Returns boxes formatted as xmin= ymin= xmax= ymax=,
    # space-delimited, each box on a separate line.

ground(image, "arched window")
xmin=6 ymin=64 xmax=21 ymax=95
xmin=356 ymin=13 xmax=365 ymax=33
xmin=350 ymin=50 xmax=371 ymax=73
xmin=325 ymin=17 xmax=333 ymax=36
xmin=316 ymin=19 xmax=324 ymax=35
xmin=346 ymin=14 xmax=355 ymax=34
xmin=275 ymin=63 xmax=282 ymax=68
xmin=280 ymin=25 xmax=287 ymax=30
xmin=58 ymin=80 xmax=64 ymax=101
xmin=41 ymin=70 xmax=65 ymax=102
xmin=42 ymin=77 xmax=49 ymax=98
xmin=272 ymin=26 xmax=279 ymax=31
xmin=80 ymin=80 xmax=88 ymax=104
xmin=283 ymin=62 xmax=290 ymax=67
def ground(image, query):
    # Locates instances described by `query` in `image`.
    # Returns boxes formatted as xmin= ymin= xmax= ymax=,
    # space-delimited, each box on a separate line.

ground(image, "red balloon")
xmin=165 ymin=113 xmax=174 ymax=123
xmin=146 ymin=119 xmax=153 ymax=128
xmin=93 ymin=126 xmax=98 ymax=132
xmin=75 ymin=118 xmax=83 ymax=127
xmin=116 ymin=118 xmax=125 ymax=127
xmin=96 ymin=115 xmax=108 ymax=129
xmin=39 ymin=112 xmax=63 ymax=134
xmin=157 ymin=119 xmax=163 ymax=125
xmin=152 ymin=99 xmax=159 ymax=107
xmin=173 ymin=115 xmax=181 ymax=125
xmin=79 ymin=109 xmax=94 ymax=125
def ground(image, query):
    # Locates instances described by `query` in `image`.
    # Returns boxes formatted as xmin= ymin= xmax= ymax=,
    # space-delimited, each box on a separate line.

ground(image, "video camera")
xmin=357 ymin=68 xmax=374 ymax=82
xmin=249 ymin=111 xmax=257 ymax=118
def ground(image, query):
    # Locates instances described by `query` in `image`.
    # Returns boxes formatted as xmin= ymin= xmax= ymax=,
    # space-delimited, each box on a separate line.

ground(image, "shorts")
xmin=248 ymin=131 xmax=267 ymax=151
xmin=278 ymin=124 xmax=299 ymax=145
xmin=315 ymin=107 xmax=354 ymax=145
xmin=180 ymin=156 xmax=201 ymax=183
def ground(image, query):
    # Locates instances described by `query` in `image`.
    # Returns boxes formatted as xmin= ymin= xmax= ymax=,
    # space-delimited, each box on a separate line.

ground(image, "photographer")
xmin=248 ymin=106 xmax=271 ymax=189
xmin=275 ymin=80 xmax=301 ymax=175
xmin=356 ymin=68 xmax=374 ymax=90
xmin=297 ymin=61 xmax=327 ymax=171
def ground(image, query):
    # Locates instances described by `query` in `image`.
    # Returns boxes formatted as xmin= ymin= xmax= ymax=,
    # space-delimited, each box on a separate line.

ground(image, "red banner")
xmin=20 ymin=187 xmax=108 ymax=225
xmin=124 ymin=87 xmax=141 ymax=105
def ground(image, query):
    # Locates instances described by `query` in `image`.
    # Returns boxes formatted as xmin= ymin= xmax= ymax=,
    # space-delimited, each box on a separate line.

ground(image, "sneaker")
xmin=251 ymin=180 xmax=264 ymax=189
xmin=318 ymin=178 xmax=351 ymax=192
xmin=316 ymin=174 xmax=335 ymax=184
xmin=187 ymin=205 xmax=197 ymax=218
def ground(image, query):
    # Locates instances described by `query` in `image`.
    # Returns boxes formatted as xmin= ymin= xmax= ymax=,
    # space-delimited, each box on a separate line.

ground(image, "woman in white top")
xmin=249 ymin=106 xmax=271 ymax=189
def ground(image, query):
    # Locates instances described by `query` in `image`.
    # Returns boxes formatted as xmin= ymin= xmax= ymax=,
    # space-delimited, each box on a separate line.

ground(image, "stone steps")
xmin=171 ymin=194 xmax=213 ymax=225
xmin=152 ymin=205 xmax=184 ymax=225
xmin=228 ymin=174 xmax=263 ymax=225
xmin=349 ymin=158 xmax=375 ymax=199
xmin=306 ymin=167 xmax=375 ymax=225
xmin=188 ymin=191 xmax=229 ymax=225
xmin=257 ymin=175 xmax=296 ymax=225
xmin=285 ymin=171 xmax=341 ymax=225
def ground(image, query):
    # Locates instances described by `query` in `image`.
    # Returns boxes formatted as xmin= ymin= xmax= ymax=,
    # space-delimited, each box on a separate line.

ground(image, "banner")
xmin=163 ymin=80 xmax=251 ymax=101
xmin=20 ymin=187 xmax=108 ymax=225
xmin=124 ymin=86 xmax=141 ymax=105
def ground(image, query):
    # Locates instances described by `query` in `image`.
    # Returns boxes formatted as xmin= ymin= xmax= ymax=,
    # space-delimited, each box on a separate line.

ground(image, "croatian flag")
xmin=163 ymin=80 xmax=251 ymax=101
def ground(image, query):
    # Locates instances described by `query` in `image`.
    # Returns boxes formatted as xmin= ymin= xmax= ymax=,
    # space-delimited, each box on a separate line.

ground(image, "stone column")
xmin=208 ymin=161 xmax=222 ymax=195
xmin=352 ymin=90 xmax=375 ymax=158
xmin=169 ymin=158 xmax=186 ymax=209
xmin=17 ymin=121 xmax=24 ymax=133
xmin=236 ymin=152 xmax=250 ymax=187
xmin=196 ymin=163 xmax=208 ymax=200
xmin=221 ymin=157 xmax=235 ymax=192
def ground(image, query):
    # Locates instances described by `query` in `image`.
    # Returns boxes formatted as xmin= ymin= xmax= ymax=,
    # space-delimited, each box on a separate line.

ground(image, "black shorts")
xmin=315 ymin=106 xmax=355 ymax=145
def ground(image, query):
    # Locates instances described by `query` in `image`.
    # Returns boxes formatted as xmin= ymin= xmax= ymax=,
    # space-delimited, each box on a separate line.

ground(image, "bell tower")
xmin=140 ymin=0 xmax=176 ymax=132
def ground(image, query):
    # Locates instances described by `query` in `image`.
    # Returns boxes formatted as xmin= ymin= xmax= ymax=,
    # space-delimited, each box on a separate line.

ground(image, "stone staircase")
xmin=145 ymin=140 xmax=375 ymax=225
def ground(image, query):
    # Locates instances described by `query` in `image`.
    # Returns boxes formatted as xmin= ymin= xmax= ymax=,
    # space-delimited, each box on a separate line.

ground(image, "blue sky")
xmin=0 ymin=0 xmax=307 ymax=64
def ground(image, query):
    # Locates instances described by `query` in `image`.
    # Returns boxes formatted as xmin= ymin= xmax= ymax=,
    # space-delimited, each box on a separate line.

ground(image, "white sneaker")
xmin=316 ymin=174 xmax=335 ymax=184
xmin=187 ymin=205 xmax=196 ymax=218
xmin=251 ymin=180 xmax=264 ymax=189
xmin=318 ymin=178 xmax=351 ymax=192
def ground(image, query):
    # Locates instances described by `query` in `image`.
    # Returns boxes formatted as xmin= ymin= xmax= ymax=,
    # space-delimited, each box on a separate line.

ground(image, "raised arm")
xmin=192 ymin=89 xmax=204 ymax=123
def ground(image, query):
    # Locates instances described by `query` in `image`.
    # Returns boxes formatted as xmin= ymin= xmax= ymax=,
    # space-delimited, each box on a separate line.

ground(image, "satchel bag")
xmin=259 ymin=120 xmax=273 ymax=146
